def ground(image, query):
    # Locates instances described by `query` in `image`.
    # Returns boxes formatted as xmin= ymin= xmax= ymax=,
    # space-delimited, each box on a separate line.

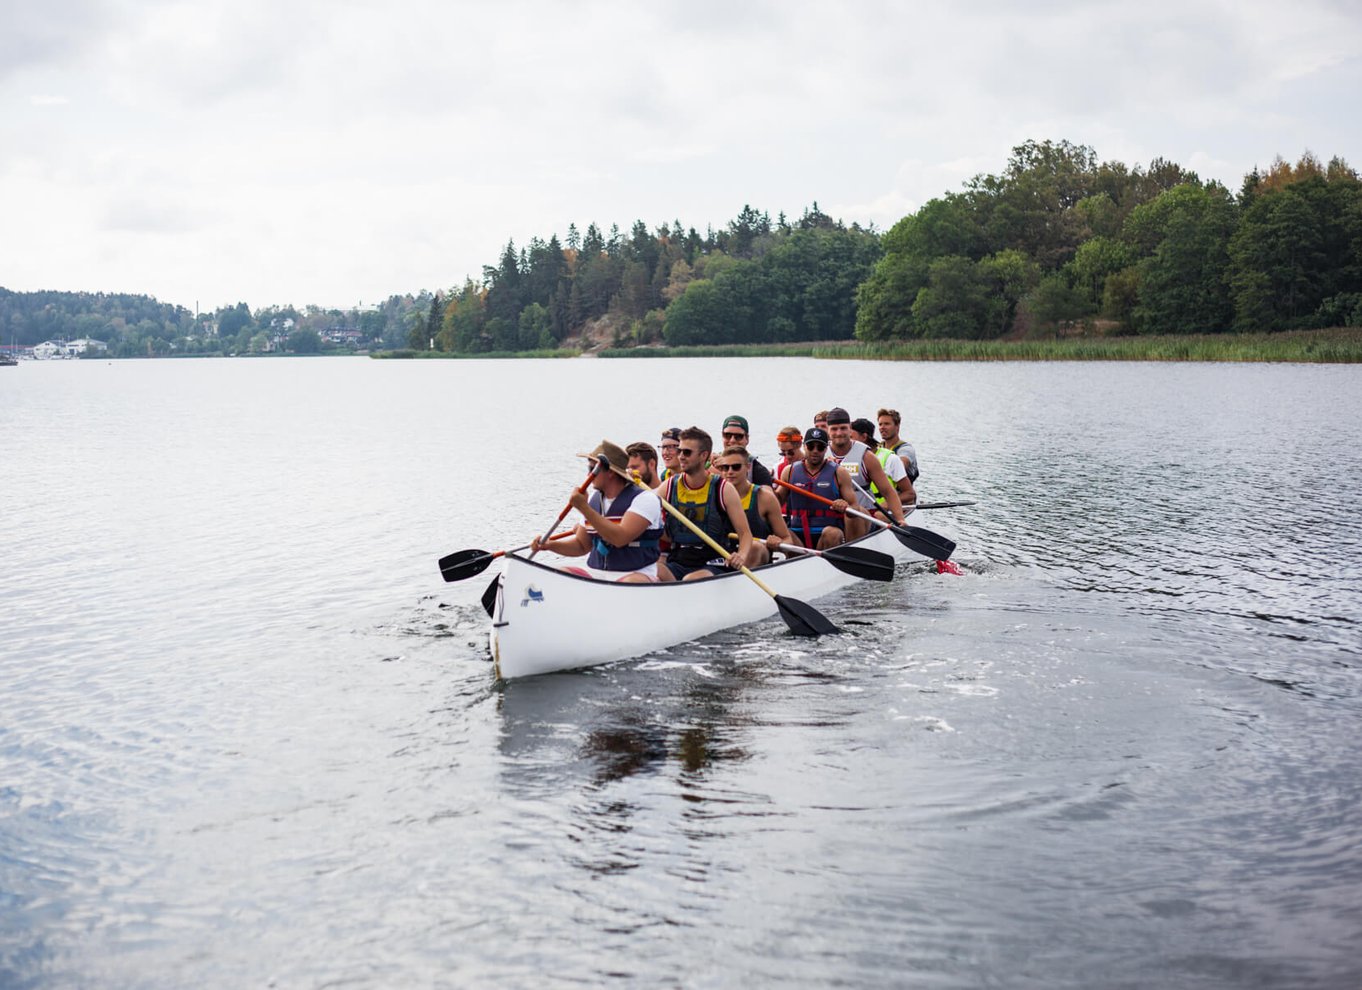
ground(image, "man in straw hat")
xmin=530 ymin=440 xmax=665 ymax=582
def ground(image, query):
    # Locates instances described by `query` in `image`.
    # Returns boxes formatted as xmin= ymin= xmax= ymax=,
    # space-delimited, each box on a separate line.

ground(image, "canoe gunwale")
xmin=496 ymin=526 xmax=897 ymax=588
xmin=488 ymin=525 xmax=917 ymax=680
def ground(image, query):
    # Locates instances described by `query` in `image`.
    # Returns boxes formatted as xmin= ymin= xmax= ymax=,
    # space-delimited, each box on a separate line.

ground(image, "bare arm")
xmin=531 ymin=522 xmax=592 ymax=557
xmin=569 ymin=487 xmax=652 ymax=547
xmin=758 ymin=487 xmax=793 ymax=548
xmin=862 ymin=452 xmax=906 ymax=524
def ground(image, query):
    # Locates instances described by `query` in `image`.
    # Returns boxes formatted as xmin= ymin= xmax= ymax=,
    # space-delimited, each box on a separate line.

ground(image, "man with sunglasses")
xmin=713 ymin=446 xmax=793 ymax=566
xmin=530 ymin=441 xmax=663 ymax=582
xmin=773 ymin=426 xmax=803 ymax=480
xmin=717 ymin=415 xmax=773 ymax=486
xmin=825 ymin=407 xmax=908 ymax=539
xmin=657 ymin=427 xmax=755 ymax=581
xmin=775 ymin=426 xmax=857 ymax=549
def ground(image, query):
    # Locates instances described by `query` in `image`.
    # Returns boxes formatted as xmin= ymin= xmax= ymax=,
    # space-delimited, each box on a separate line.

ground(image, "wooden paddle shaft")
xmin=654 ymin=492 xmax=779 ymax=599
xmin=530 ymin=464 xmax=599 ymax=559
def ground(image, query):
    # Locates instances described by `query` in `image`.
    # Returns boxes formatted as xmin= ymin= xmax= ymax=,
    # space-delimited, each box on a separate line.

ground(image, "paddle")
xmin=913 ymin=500 xmax=977 ymax=510
xmin=727 ymin=531 xmax=896 ymax=582
xmin=777 ymin=542 xmax=896 ymax=582
xmin=773 ymin=476 xmax=956 ymax=562
xmin=481 ymin=576 xmax=500 ymax=616
xmin=439 ymin=532 xmax=571 ymax=583
xmin=530 ymin=463 xmax=602 ymax=559
xmin=657 ymin=488 xmax=838 ymax=637
xmin=481 ymin=462 xmax=603 ymax=615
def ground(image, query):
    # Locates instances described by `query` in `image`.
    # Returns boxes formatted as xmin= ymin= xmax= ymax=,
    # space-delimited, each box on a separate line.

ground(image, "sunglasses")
xmin=715 ymin=462 xmax=744 ymax=472
xmin=722 ymin=431 xmax=746 ymax=441
xmin=805 ymin=441 xmax=827 ymax=451
xmin=660 ymin=443 xmax=679 ymax=450
xmin=679 ymin=447 xmax=701 ymax=457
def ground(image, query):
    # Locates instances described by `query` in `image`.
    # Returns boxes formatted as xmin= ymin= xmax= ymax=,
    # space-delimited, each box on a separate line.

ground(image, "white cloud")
xmin=1 ymin=0 xmax=1359 ymax=309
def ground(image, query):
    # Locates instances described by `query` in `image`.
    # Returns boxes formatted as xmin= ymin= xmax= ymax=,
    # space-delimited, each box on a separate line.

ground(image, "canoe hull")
xmin=489 ymin=526 xmax=914 ymax=680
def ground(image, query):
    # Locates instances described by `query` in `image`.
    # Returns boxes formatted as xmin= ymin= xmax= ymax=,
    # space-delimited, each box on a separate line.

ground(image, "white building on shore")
xmin=32 ymin=339 xmax=109 ymax=359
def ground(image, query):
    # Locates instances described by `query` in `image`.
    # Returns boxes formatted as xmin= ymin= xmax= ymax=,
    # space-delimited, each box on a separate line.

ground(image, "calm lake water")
xmin=2 ymin=356 xmax=1361 ymax=989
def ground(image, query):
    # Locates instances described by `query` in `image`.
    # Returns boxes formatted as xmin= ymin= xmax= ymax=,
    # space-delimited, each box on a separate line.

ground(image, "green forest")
xmin=5 ymin=139 xmax=1360 ymax=359
xmin=416 ymin=139 xmax=1362 ymax=353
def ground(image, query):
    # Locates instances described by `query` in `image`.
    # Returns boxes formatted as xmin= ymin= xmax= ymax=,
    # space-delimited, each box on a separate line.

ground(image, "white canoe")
xmin=488 ymin=526 xmax=921 ymax=680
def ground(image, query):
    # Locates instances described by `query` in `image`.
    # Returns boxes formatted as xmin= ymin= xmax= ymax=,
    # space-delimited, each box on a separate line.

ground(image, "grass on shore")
xmin=371 ymin=347 xmax=581 ymax=360
xmin=597 ymin=326 xmax=1362 ymax=363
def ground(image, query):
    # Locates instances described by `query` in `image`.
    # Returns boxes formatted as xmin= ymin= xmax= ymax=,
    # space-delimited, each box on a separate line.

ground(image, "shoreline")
xmin=368 ymin=327 xmax=1362 ymax=363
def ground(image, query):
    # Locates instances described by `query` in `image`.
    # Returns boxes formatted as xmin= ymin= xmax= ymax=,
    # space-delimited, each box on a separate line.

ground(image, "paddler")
xmin=773 ymin=425 xmax=803 ymax=479
xmin=657 ymin=427 xmax=755 ymax=581
xmin=716 ymin=415 xmax=773 ymax=486
xmin=529 ymin=440 xmax=663 ymax=583
xmin=775 ymin=426 xmax=857 ymax=550
xmin=626 ymin=441 xmax=661 ymax=488
xmin=876 ymin=407 xmax=920 ymax=482
xmin=658 ymin=427 xmax=681 ymax=483
xmin=824 ymin=407 xmax=908 ymax=539
xmin=712 ymin=445 xmax=793 ymax=565
xmin=853 ymin=417 xmax=916 ymax=510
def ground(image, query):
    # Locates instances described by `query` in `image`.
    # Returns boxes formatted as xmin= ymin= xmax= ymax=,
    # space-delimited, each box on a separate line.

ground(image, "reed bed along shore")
xmin=372 ymin=347 xmax=581 ymax=360
xmin=597 ymin=327 xmax=1362 ymax=363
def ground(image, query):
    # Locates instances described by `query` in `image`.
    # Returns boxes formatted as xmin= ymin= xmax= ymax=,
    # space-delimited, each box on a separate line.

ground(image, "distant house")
xmin=320 ymin=327 xmax=364 ymax=346
xmin=33 ymin=338 xmax=108 ymax=359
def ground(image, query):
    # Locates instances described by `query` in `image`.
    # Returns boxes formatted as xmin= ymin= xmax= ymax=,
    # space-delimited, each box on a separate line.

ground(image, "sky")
xmin=3 ymin=0 xmax=1360 ymax=314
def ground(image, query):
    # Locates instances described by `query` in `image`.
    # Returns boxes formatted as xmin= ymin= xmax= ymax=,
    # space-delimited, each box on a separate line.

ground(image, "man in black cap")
xmin=775 ymin=426 xmax=858 ymax=549
xmin=718 ymin=414 xmax=773 ymax=486
xmin=824 ymin=407 xmax=908 ymax=538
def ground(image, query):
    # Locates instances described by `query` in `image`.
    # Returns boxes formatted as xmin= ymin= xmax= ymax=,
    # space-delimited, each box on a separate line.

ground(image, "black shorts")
xmin=664 ymin=558 xmax=727 ymax=580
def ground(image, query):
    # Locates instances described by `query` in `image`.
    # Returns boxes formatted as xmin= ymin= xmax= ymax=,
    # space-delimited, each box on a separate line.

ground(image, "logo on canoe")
xmin=520 ymin=585 xmax=544 ymax=607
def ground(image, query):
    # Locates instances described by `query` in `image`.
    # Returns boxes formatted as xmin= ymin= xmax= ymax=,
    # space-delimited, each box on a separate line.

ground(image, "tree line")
xmin=0 ymin=289 xmax=427 ymax=356
xmin=416 ymin=204 xmax=880 ymax=353
xmin=416 ymin=140 xmax=1360 ymax=353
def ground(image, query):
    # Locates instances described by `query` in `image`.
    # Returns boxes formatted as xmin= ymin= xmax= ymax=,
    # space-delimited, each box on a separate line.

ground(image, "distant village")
xmin=2 ymin=321 xmax=370 ymax=361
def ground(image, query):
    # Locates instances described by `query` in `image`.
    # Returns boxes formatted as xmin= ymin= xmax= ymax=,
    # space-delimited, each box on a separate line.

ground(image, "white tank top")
xmin=831 ymin=440 xmax=877 ymax=508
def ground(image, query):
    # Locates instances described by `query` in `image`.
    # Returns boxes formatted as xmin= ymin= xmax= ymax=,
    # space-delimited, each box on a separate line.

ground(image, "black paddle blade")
xmin=480 ymin=577 xmax=500 ymax=617
xmin=890 ymin=524 xmax=957 ymax=562
xmin=774 ymin=595 xmax=839 ymax=636
xmin=439 ymin=548 xmax=494 ymax=582
xmin=914 ymin=500 xmax=977 ymax=510
xmin=822 ymin=545 xmax=896 ymax=582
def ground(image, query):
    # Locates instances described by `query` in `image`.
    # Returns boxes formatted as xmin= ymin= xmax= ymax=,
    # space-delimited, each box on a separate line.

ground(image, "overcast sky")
xmin=3 ymin=0 xmax=1360 ymax=313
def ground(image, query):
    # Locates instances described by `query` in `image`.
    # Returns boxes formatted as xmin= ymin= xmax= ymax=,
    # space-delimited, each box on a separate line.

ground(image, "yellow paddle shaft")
xmin=655 ymin=493 xmax=777 ymax=599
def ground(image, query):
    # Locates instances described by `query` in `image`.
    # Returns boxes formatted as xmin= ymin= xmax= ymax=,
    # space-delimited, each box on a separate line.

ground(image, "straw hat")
xmin=578 ymin=440 xmax=633 ymax=481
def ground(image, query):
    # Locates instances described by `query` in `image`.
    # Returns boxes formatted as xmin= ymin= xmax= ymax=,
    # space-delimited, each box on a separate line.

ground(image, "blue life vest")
xmin=785 ymin=460 xmax=842 ymax=547
xmin=585 ymin=486 xmax=662 ymax=571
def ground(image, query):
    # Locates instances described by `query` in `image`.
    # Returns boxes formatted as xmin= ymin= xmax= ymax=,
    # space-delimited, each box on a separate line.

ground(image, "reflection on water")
xmin=3 ymin=358 xmax=1362 ymax=988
